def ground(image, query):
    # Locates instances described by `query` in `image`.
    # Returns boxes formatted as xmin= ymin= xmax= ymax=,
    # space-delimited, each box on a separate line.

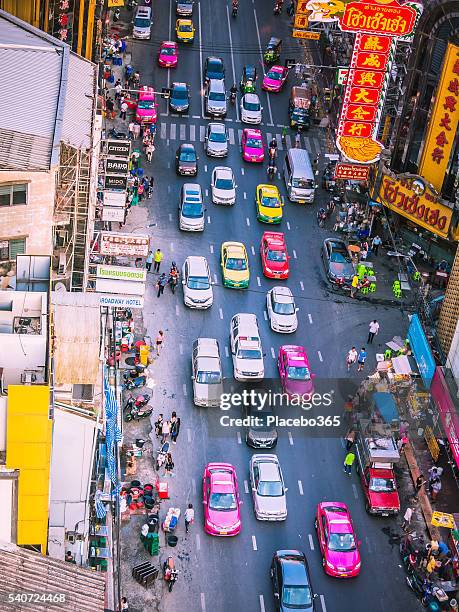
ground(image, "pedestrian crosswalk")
xmin=157 ymin=120 xmax=325 ymax=158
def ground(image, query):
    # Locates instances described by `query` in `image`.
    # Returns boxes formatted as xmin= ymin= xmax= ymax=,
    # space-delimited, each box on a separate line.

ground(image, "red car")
xmin=315 ymin=502 xmax=361 ymax=578
xmin=260 ymin=232 xmax=289 ymax=279
xmin=203 ymin=463 xmax=242 ymax=536
xmin=158 ymin=41 xmax=178 ymax=68
xmin=262 ymin=65 xmax=288 ymax=92
xmin=277 ymin=345 xmax=314 ymax=397
xmin=241 ymin=128 xmax=264 ymax=163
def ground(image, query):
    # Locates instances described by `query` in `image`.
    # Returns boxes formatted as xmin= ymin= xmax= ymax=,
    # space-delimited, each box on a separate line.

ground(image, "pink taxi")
xmin=241 ymin=128 xmax=264 ymax=163
xmin=262 ymin=65 xmax=288 ymax=92
xmin=158 ymin=41 xmax=178 ymax=68
xmin=277 ymin=345 xmax=314 ymax=397
xmin=135 ymin=86 xmax=158 ymax=124
xmin=203 ymin=462 xmax=242 ymax=536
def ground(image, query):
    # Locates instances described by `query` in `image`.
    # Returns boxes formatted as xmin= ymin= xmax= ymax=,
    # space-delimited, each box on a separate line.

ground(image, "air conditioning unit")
xmin=58 ymin=252 xmax=67 ymax=276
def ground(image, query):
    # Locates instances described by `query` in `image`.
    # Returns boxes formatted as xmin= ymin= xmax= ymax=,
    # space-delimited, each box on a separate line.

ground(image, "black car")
xmin=169 ymin=82 xmax=190 ymax=113
xmin=176 ymin=143 xmax=198 ymax=176
xmin=321 ymin=238 xmax=354 ymax=284
xmin=204 ymin=56 xmax=225 ymax=81
xmin=245 ymin=404 xmax=278 ymax=448
xmin=271 ymin=550 xmax=317 ymax=611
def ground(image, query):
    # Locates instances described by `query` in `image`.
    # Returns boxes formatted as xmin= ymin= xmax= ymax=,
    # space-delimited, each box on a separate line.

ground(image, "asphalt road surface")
xmin=123 ymin=1 xmax=418 ymax=610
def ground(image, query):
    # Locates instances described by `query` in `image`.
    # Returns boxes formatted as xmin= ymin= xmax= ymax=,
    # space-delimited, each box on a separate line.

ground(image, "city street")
xmin=123 ymin=1 xmax=419 ymax=611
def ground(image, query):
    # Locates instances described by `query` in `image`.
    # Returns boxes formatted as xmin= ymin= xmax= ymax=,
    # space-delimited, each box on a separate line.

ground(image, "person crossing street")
xmin=343 ymin=450 xmax=356 ymax=475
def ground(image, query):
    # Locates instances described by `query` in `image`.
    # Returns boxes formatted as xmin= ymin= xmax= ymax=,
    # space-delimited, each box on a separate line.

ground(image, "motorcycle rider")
xmin=317 ymin=207 xmax=327 ymax=227
xmin=168 ymin=262 xmax=180 ymax=293
xmin=267 ymin=156 xmax=276 ymax=178
xmin=230 ymin=83 xmax=238 ymax=103
xmin=232 ymin=0 xmax=238 ymax=16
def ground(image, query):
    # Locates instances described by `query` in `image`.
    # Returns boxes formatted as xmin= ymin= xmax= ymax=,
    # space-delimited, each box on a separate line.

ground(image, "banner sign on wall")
xmin=407 ymin=314 xmax=436 ymax=388
xmin=106 ymin=140 xmax=131 ymax=157
xmin=106 ymin=158 xmax=129 ymax=174
xmin=100 ymin=233 xmax=150 ymax=257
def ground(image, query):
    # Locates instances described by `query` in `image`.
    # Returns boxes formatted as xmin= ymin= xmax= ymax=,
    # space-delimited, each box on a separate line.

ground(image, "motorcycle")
xmin=168 ymin=274 xmax=178 ymax=294
xmin=274 ymin=0 xmax=283 ymax=14
xmin=156 ymin=441 xmax=170 ymax=470
xmin=113 ymin=8 xmax=120 ymax=22
xmin=125 ymin=364 xmax=147 ymax=379
xmin=230 ymin=90 xmax=237 ymax=104
xmin=163 ymin=557 xmax=178 ymax=592
xmin=327 ymin=196 xmax=340 ymax=217
xmin=108 ymin=127 xmax=128 ymax=139
xmin=123 ymin=375 xmax=147 ymax=390
xmin=127 ymin=0 xmax=137 ymax=9
xmin=267 ymin=162 xmax=277 ymax=180
xmin=125 ymin=404 xmax=153 ymax=422
xmin=232 ymin=3 xmax=238 ymax=16
xmin=124 ymin=394 xmax=151 ymax=413
xmin=317 ymin=208 xmax=327 ymax=228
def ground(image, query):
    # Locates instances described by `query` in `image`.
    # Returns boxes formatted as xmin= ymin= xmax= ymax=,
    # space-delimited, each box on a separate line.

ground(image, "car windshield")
xmin=287 ymin=365 xmax=310 ymax=380
xmin=210 ymin=130 xmax=227 ymax=142
xmin=246 ymin=137 xmax=262 ymax=149
xmin=180 ymin=150 xmax=196 ymax=162
xmin=209 ymin=492 xmax=237 ymax=510
xmin=267 ymin=249 xmax=286 ymax=262
xmin=209 ymin=91 xmax=225 ymax=101
xmin=282 ymin=586 xmax=312 ymax=607
xmin=162 ymin=47 xmax=176 ymax=55
xmin=257 ymin=479 xmax=283 ymax=497
xmin=188 ymin=275 xmax=210 ymax=290
xmin=173 ymin=89 xmax=188 ymax=99
xmin=267 ymin=70 xmax=282 ymax=80
xmin=237 ymin=348 xmax=262 ymax=359
xmin=215 ymin=178 xmax=233 ymax=190
xmin=180 ymin=24 xmax=193 ymax=31
xmin=182 ymin=202 xmax=203 ymax=218
xmin=273 ymin=301 xmax=295 ymax=315
xmin=262 ymin=196 xmax=280 ymax=208
xmin=328 ymin=532 xmax=356 ymax=552
xmin=370 ymin=477 xmax=395 ymax=492
xmin=196 ymin=370 xmax=221 ymax=384
xmin=330 ymin=249 xmax=350 ymax=263
xmin=244 ymin=99 xmax=260 ymax=111
xmin=226 ymin=257 xmax=247 ymax=270
xmin=208 ymin=62 xmax=223 ymax=75
xmin=293 ymin=107 xmax=308 ymax=116
xmin=138 ymin=100 xmax=154 ymax=109
xmin=292 ymin=178 xmax=314 ymax=189
xmin=135 ymin=18 xmax=150 ymax=27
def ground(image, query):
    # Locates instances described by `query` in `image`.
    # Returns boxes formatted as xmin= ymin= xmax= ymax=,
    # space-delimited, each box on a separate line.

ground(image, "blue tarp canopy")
xmin=372 ymin=392 xmax=399 ymax=423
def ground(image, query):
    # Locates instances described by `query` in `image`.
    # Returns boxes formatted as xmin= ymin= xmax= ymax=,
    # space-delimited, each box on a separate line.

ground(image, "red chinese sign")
xmin=51 ymin=0 xmax=74 ymax=44
xmin=334 ymin=163 xmax=370 ymax=181
xmin=340 ymin=1 xmax=416 ymax=36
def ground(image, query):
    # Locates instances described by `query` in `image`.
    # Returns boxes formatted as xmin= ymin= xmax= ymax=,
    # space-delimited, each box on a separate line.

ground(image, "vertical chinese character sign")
xmin=51 ymin=0 xmax=74 ymax=44
xmin=418 ymin=43 xmax=459 ymax=193
xmin=306 ymin=0 xmax=420 ymax=164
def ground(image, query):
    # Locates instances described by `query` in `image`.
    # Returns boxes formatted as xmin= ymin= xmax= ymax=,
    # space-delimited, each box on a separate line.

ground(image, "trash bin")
xmin=139 ymin=344 xmax=149 ymax=366
xmin=167 ymin=535 xmax=178 ymax=547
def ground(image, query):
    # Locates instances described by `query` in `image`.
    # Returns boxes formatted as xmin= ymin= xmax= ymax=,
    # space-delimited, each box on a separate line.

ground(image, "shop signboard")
xmin=103 ymin=191 xmax=126 ymax=207
xmin=106 ymin=158 xmax=129 ymax=174
xmin=296 ymin=0 xmax=309 ymax=15
xmin=106 ymin=140 xmax=131 ymax=157
xmin=431 ymin=367 xmax=459 ymax=470
xmin=334 ymin=163 xmax=369 ymax=181
xmin=292 ymin=30 xmax=320 ymax=40
xmin=100 ymin=232 xmax=150 ymax=257
xmin=104 ymin=175 xmax=127 ymax=190
xmin=102 ymin=207 xmax=125 ymax=222
xmin=50 ymin=0 xmax=74 ymax=44
xmin=294 ymin=14 xmax=309 ymax=29
xmin=379 ymin=174 xmax=453 ymax=239
xmin=95 ymin=278 xmax=145 ymax=296
xmin=431 ymin=511 xmax=455 ymax=530
xmin=96 ymin=265 xmax=146 ymax=282
xmin=418 ymin=43 xmax=459 ymax=193
xmin=97 ymin=294 xmax=144 ymax=309
xmin=108 ymin=0 xmax=125 ymax=7
xmin=336 ymin=68 xmax=349 ymax=86
xmin=407 ymin=314 xmax=436 ymax=388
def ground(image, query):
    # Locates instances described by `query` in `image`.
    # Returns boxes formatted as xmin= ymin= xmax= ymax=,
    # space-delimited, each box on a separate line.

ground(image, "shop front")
xmin=430 ymin=367 xmax=459 ymax=475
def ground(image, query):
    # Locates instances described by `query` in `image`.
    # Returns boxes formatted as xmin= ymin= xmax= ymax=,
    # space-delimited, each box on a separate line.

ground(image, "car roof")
xmin=280 ymin=557 xmax=309 ymax=586
xmin=272 ymin=286 xmax=293 ymax=302
xmin=172 ymin=82 xmax=187 ymax=88
xmin=263 ymin=232 xmax=285 ymax=247
xmin=224 ymin=242 xmax=246 ymax=255
xmin=210 ymin=470 xmax=234 ymax=492
xmin=269 ymin=65 xmax=284 ymax=71
xmin=209 ymin=79 xmax=225 ymax=91
xmin=244 ymin=93 xmax=260 ymax=103
xmin=244 ymin=128 xmax=262 ymax=137
xmin=207 ymin=56 xmax=223 ymax=63
xmin=162 ymin=40 xmax=176 ymax=46
xmin=234 ymin=312 xmax=257 ymax=327
xmin=283 ymin=346 xmax=307 ymax=362
xmin=183 ymin=182 xmax=201 ymax=192
xmin=187 ymin=255 xmax=208 ymax=274
xmin=258 ymin=460 xmax=280 ymax=482
xmin=214 ymin=166 xmax=233 ymax=178
xmin=325 ymin=238 xmax=347 ymax=249
xmin=136 ymin=6 xmax=150 ymax=15
xmin=322 ymin=503 xmax=352 ymax=531
xmin=177 ymin=18 xmax=192 ymax=23
xmin=180 ymin=143 xmax=195 ymax=150
xmin=209 ymin=122 xmax=226 ymax=132
xmin=259 ymin=184 xmax=279 ymax=196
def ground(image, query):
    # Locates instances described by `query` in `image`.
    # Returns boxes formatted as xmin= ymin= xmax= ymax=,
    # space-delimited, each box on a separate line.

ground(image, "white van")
xmin=133 ymin=6 xmax=152 ymax=40
xmin=283 ymin=148 xmax=316 ymax=203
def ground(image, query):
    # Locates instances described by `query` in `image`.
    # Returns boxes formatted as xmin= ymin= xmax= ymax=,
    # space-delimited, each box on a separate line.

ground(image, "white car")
xmin=249 ymin=454 xmax=287 ymax=521
xmin=230 ymin=313 xmax=264 ymax=381
xmin=211 ymin=166 xmax=236 ymax=205
xmin=179 ymin=183 xmax=205 ymax=231
xmin=240 ymin=93 xmax=262 ymax=124
xmin=192 ymin=338 xmax=223 ymax=406
xmin=182 ymin=256 xmax=213 ymax=308
xmin=266 ymin=287 xmax=298 ymax=333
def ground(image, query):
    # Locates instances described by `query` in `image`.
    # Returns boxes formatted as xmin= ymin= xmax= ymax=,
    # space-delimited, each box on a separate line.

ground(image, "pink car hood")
xmin=328 ymin=548 xmax=360 ymax=571
xmin=207 ymin=506 xmax=239 ymax=529
xmin=263 ymin=75 xmax=282 ymax=90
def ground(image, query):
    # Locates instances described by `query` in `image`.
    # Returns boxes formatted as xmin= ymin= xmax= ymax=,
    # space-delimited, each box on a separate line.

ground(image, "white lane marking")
xmin=237 ymin=431 xmax=242 ymax=444
xmin=170 ymin=124 xmax=176 ymax=140
xmin=288 ymin=431 xmax=294 ymax=446
xmin=286 ymin=221 xmax=291 ymax=230
xmin=167 ymin=185 xmax=171 ymax=193
xmin=226 ymin=4 xmax=240 ymax=120
xmin=213 ymin=273 xmax=217 ymax=284
xmin=308 ymin=534 xmax=315 ymax=550
xmin=252 ymin=535 xmax=258 ymax=551
xmin=201 ymin=593 xmax=206 ymax=612
xmin=253 ymin=7 xmax=273 ymax=125
xmin=276 ymin=134 xmax=283 ymax=150
xmin=263 ymin=310 xmax=268 ymax=321
xmin=192 ymin=115 xmax=201 ymax=119
xmin=205 ymin=189 xmax=209 ymax=197
xmin=229 ymin=128 xmax=235 ymax=144
xmin=170 ymin=242 xmax=174 ymax=251
xmin=219 ymin=308 xmax=223 ymax=320
xmin=366 ymin=536 xmax=372 ymax=553
xmin=320 ymin=595 xmax=327 ymax=612
xmin=318 ymin=350 xmax=323 ymax=362
xmin=241 ymin=167 xmax=245 ymax=175
xmin=244 ymin=480 xmax=249 ymax=494
xmin=183 ymin=383 xmax=187 ymax=396
xmin=179 ymin=343 xmax=183 ymax=355
xmin=352 ymin=484 xmax=359 ymax=499
xmin=175 ymin=304 xmax=179 ymax=316
xmin=192 ymin=478 xmax=196 ymax=495
xmin=257 ymin=277 xmax=261 ymax=286
xmin=293 ymin=249 xmax=297 ymax=259
xmin=259 ymin=595 xmax=265 ymax=612
xmin=225 ymin=346 xmax=229 ymax=358
xmin=243 ymin=192 xmax=247 ymax=200
xmin=266 ymin=132 xmax=273 ymax=145
xmin=298 ymin=480 xmax=304 ymax=495
xmin=167 ymin=161 xmax=171 ymax=169
xmin=270 ymin=347 xmax=275 ymax=359
xmin=200 ymin=125 xmax=206 ymax=142
xmin=210 ymin=244 xmax=214 ymax=253
xmin=180 ymin=124 xmax=186 ymax=140
xmin=308 ymin=313 xmax=313 ymax=324
xmin=198 ymin=1 xmax=204 ymax=118
xmin=251 ymin=245 xmax=255 ymax=255
xmin=340 ymin=437 xmax=345 ymax=448
xmin=207 ymin=215 xmax=211 ymax=224
xmin=160 ymin=123 xmax=167 ymax=139
xmin=169 ymin=213 xmax=173 ymax=222
xmin=237 ymin=129 xmax=243 ymax=144
xmin=190 ymin=124 xmax=196 ymax=141
xmin=187 ymin=428 xmax=192 ymax=443
xmin=196 ymin=533 xmax=201 ymax=550
xmin=300 ymin=281 xmax=304 ymax=291
xmin=246 ymin=217 xmax=250 ymax=226
xmin=204 ymin=164 xmax=208 ymax=172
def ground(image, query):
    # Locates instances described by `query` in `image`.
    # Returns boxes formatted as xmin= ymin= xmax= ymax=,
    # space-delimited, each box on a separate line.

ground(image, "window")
xmin=0 ymin=184 xmax=27 ymax=207
xmin=0 ymin=238 xmax=26 ymax=262
xmin=72 ymin=384 xmax=94 ymax=402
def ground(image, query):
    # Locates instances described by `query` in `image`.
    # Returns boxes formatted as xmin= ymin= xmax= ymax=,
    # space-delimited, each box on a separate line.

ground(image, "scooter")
xmin=125 ymin=404 xmax=153 ymax=422
xmin=267 ymin=162 xmax=277 ymax=180
xmin=124 ymin=394 xmax=151 ymax=413
xmin=123 ymin=375 xmax=147 ymax=390
xmin=317 ymin=208 xmax=327 ymax=228
xmin=230 ymin=90 xmax=237 ymax=104
xmin=327 ymin=196 xmax=341 ymax=217
xmin=125 ymin=364 xmax=147 ymax=379
xmin=168 ymin=274 xmax=178 ymax=294
xmin=108 ymin=127 xmax=128 ymax=139
xmin=232 ymin=3 xmax=238 ymax=17
xmin=156 ymin=441 xmax=170 ymax=470
xmin=113 ymin=8 xmax=120 ymax=22
xmin=163 ymin=557 xmax=178 ymax=592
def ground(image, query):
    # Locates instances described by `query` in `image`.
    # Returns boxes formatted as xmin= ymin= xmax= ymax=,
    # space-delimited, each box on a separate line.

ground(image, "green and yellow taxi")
xmin=175 ymin=18 xmax=195 ymax=43
xmin=221 ymin=241 xmax=250 ymax=289
xmin=255 ymin=183 xmax=283 ymax=223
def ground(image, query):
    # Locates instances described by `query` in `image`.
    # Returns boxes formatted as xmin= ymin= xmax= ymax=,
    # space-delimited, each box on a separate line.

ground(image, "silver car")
xmin=205 ymin=123 xmax=228 ymax=157
xmin=192 ymin=338 xmax=223 ymax=407
xmin=211 ymin=166 xmax=236 ymax=205
xmin=179 ymin=183 xmax=205 ymax=231
xmin=205 ymin=79 xmax=227 ymax=118
xmin=182 ymin=255 xmax=213 ymax=309
xmin=249 ymin=454 xmax=287 ymax=521
xmin=266 ymin=286 xmax=299 ymax=333
xmin=240 ymin=93 xmax=262 ymax=124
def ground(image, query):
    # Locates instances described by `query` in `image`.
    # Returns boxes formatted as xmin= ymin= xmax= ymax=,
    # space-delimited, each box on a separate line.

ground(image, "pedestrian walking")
xmin=184 ymin=503 xmax=195 ymax=533
xmin=128 ymin=121 xmax=135 ymax=139
xmin=357 ymin=347 xmax=367 ymax=371
xmin=156 ymin=273 xmax=167 ymax=297
xmin=145 ymin=250 xmax=153 ymax=272
xmin=147 ymin=176 xmax=154 ymax=198
xmin=346 ymin=347 xmax=358 ymax=371
xmin=153 ymin=248 xmax=164 ymax=272
xmin=414 ymin=474 xmax=426 ymax=497
xmin=120 ymin=100 xmax=128 ymax=120
xmin=170 ymin=411 xmax=181 ymax=444
xmin=401 ymin=506 xmax=413 ymax=530
xmin=345 ymin=429 xmax=355 ymax=451
xmin=431 ymin=477 xmax=442 ymax=501
xmin=154 ymin=414 xmax=163 ymax=438
xmin=367 ymin=319 xmax=380 ymax=344
xmin=343 ymin=451 xmax=355 ymax=475
xmin=137 ymin=183 xmax=144 ymax=201
xmin=133 ymin=122 xmax=141 ymax=139
xmin=350 ymin=273 xmax=360 ymax=298
xmin=106 ymin=97 xmax=115 ymax=119
xmin=371 ymin=235 xmax=382 ymax=256
xmin=161 ymin=420 xmax=170 ymax=444
xmin=164 ymin=452 xmax=174 ymax=477
xmin=287 ymin=0 xmax=295 ymax=16
xmin=155 ymin=330 xmax=164 ymax=356
xmin=114 ymin=79 xmax=122 ymax=99
xmin=120 ymin=596 xmax=129 ymax=611
xmin=295 ymin=130 xmax=301 ymax=148
xmin=131 ymin=150 xmax=140 ymax=169
xmin=146 ymin=141 xmax=155 ymax=162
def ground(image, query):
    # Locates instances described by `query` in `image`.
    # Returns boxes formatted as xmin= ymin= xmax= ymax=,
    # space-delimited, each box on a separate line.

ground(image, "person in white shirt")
xmin=346 ymin=347 xmax=358 ymax=371
xmin=367 ymin=320 xmax=380 ymax=344
xmin=401 ymin=506 xmax=413 ymax=530
xmin=184 ymin=503 xmax=195 ymax=533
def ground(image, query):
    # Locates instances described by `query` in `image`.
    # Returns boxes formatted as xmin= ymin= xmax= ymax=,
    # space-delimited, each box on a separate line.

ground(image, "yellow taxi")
xmin=221 ymin=242 xmax=250 ymax=289
xmin=255 ymin=184 xmax=283 ymax=223
xmin=175 ymin=19 xmax=195 ymax=43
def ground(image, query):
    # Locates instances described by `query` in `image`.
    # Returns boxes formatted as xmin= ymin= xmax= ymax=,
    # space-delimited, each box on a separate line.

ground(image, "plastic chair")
xmin=369 ymin=283 xmax=376 ymax=293
xmin=393 ymin=287 xmax=402 ymax=298
xmin=361 ymin=287 xmax=369 ymax=295
xmin=392 ymin=280 xmax=401 ymax=290
xmin=384 ymin=349 xmax=392 ymax=360
xmin=412 ymin=271 xmax=421 ymax=282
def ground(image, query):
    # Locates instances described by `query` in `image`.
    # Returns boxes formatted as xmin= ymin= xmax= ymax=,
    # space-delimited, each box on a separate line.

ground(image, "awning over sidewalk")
xmin=431 ymin=367 xmax=459 ymax=470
